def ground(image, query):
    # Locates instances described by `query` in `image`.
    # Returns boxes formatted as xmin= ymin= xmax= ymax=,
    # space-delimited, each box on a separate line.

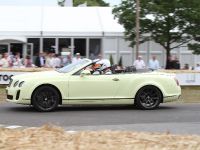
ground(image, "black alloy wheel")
xmin=32 ymin=86 xmax=60 ymax=112
xmin=135 ymin=86 xmax=162 ymax=110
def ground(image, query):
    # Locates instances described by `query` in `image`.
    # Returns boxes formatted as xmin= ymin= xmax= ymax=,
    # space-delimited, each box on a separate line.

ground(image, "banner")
xmin=0 ymin=72 xmax=28 ymax=85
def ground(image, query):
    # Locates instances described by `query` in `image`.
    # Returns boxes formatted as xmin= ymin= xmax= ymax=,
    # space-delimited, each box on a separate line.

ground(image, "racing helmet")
xmin=100 ymin=63 xmax=109 ymax=71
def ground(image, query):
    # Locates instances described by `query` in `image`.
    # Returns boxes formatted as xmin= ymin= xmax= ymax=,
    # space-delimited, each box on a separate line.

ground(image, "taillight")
xmin=174 ymin=78 xmax=179 ymax=86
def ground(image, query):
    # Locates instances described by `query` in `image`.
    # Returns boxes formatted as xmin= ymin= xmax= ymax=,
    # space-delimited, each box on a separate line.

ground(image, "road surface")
xmin=0 ymin=102 xmax=200 ymax=134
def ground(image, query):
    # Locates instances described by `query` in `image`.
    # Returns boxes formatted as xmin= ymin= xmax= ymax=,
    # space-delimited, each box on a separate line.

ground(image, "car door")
xmin=68 ymin=74 xmax=120 ymax=101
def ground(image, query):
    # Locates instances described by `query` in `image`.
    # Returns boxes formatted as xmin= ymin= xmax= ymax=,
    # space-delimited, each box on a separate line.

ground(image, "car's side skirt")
xmin=63 ymin=98 xmax=134 ymax=105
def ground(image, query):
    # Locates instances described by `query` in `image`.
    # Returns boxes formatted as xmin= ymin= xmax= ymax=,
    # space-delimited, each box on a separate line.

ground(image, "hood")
xmin=12 ymin=71 xmax=64 ymax=81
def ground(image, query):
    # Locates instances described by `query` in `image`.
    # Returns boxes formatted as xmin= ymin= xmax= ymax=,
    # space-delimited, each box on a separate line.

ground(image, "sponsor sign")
xmin=0 ymin=72 xmax=28 ymax=85
xmin=176 ymin=73 xmax=200 ymax=86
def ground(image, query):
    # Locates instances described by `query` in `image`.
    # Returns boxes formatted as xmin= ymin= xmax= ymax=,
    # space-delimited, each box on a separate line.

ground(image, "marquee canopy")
xmin=0 ymin=6 xmax=124 ymax=37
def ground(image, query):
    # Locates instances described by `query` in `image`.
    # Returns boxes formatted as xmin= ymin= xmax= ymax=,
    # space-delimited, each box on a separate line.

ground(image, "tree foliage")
xmin=113 ymin=0 xmax=200 ymax=67
xmin=118 ymin=56 xmax=123 ymax=67
xmin=58 ymin=0 xmax=109 ymax=7
xmin=109 ymin=55 xmax=114 ymax=65
xmin=74 ymin=0 xmax=109 ymax=6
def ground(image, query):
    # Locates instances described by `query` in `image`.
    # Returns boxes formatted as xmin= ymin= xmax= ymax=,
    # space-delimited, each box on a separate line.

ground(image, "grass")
xmin=0 ymin=87 xmax=6 ymax=103
xmin=180 ymin=86 xmax=200 ymax=103
xmin=1 ymin=86 xmax=200 ymax=103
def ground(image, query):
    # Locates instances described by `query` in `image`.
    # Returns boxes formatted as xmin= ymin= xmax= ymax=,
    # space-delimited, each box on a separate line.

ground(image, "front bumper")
xmin=6 ymin=87 xmax=31 ymax=105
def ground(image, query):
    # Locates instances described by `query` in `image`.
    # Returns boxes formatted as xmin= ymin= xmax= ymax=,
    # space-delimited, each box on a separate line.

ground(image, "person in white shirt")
xmin=149 ymin=55 xmax=160 ymax=71
xmin=0 ymin=53 xmax=12 ymax=68
xmin=45 ymin=52 xmax=53 ymax=68
xmin=195 ymin=63 xmax=200 ymax=71
xmin=72 ymin=53 xmax=82 ymax=64
xmin=133 ymin=56 xmax=146 ymax=70
xmin=51 ymin=54 xmax=61 ymax=68
xmin=62 ymin=53 xmax=72 ymax=66
xmin=13 ymin=52 xmax=23 ymax=68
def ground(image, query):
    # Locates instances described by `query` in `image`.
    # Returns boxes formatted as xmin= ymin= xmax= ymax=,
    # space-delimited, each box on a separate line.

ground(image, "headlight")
xmin=19 ymin=81 xmax=25 ymax=87
xmin=13 ymin=81 xmax=19 ymax=87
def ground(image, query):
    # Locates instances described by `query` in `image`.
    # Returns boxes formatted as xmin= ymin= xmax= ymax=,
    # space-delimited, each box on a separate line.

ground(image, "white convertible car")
xmin=6 ymin=59 xmax=181 ymax=112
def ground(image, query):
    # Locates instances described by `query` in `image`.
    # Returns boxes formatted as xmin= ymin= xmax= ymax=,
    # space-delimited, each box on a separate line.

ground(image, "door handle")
xmin=112 ymin=78 xmax=119 ymax=81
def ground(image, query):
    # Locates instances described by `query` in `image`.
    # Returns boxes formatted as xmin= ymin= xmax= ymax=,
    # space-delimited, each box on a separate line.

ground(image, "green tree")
xmin=118 ymin=56 xmax=123 ymax=67
xmin=109 ymin=55 xmax=114 ymax=65
xmin=58 ymin=0 xmax=109 ymax=7
xmin=113 ymin=0 xmax=200 ymax=68
xmin=74 ymin=0 xmax=109 ymax=6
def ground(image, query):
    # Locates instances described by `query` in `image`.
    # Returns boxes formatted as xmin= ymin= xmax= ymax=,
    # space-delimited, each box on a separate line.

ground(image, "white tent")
xmin=0 ymin=6 xmax=124 ymax=37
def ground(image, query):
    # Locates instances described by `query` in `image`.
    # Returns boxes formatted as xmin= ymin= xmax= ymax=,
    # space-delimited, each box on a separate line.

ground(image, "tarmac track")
xmin=0 ymin=103 xmax=200 ymax=134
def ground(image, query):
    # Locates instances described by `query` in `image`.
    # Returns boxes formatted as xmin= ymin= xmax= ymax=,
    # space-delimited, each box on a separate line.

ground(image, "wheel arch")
xmin=134 ymin=84 xmax=164 ymax=103
xmin=31 ymin=84 xmax=62 ymax=105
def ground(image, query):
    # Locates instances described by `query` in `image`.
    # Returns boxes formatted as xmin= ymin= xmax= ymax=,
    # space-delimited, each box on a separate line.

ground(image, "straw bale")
xmin=1 ymin=124 xmax=200 ymax=150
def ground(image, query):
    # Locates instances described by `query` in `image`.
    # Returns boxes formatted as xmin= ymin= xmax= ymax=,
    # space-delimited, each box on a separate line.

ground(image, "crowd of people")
xmin=133 ymin=55 xmax=200 ymax=71
xmin=0 ymin=52 xmax=83 ymax=68
xmin=0 ymin=51 xmax=200 ymax=71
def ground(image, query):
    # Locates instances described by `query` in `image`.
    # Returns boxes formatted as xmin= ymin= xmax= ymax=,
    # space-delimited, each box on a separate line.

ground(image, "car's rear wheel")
xmin=135 ymin=86 xmax=162 ymax=110
xmin=32 ymin=86 xmax=60 ymax=112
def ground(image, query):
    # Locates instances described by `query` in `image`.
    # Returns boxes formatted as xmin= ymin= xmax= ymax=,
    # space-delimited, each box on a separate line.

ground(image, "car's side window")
xmin=73 ymin=63 xmax=113 ymax=76
xmin=73 ymin=64 xmax=101 ymax=76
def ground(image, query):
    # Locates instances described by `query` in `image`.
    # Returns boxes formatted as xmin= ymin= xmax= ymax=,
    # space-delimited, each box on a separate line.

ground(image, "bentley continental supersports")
xmin=6 ymin=59 xmax=181 ymax=112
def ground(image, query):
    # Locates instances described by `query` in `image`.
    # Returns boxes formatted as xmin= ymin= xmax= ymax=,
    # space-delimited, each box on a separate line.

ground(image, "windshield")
xmin=57 ymin=59 xmax=90 ymax=73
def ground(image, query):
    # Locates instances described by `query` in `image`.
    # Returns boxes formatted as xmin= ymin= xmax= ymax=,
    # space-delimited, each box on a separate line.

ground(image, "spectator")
xmin=172 ymin=56 xmax=180 ymax=69
xmin=24 ymin=56 xmax=33 ymax=67
xmin=51 ymin=54 xmax=61 ymax=68
xmin=72 ymin=53 xmax=82 ymax=64
xmin=166 ymin=55 xmax=180 ymax=69
xmin=166 ymin=55 xmax=173 ymax=69
xmin=148 ymin=55 xmax=160 ymax=71
xmin=62 ymin=53 xmax=72 ymax=66
xmin=133 ymin=56 xmax=146 ymax=70
xmin=35 ymin=52 xmax=45 ymax=67
xmin=45 ymin=52 xmax=53 ymax=68
xmin=195 ymin=63 xmax=200 ymax=71
xmin=13 ymin=52 xmax=22 ymax=68
xmin=183 ymin=64 xmax=189 ymax=70
xmin=0 ymin=52 xmax=12 ymax=68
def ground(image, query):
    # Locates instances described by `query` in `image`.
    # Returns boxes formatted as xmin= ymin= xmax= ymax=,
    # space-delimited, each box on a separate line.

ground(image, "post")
xmin=55 ymin=38 xmax=59 ymax=54
xmin=135 ymin=0 xmax=140 ymax=58
xmin=86 ymin=38 xmax=89 ymax=58
xmin=70 ymin=38 xmax=74 ymax=57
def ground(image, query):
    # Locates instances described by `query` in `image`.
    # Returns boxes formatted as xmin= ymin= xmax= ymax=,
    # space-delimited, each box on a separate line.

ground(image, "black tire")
xmin=135 ymin=86 xmax=162 ymax=110
xmin=32 ymin=86 xmax=60 ymax=112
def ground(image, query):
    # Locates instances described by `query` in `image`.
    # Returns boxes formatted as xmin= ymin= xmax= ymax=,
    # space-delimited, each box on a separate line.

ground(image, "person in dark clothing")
xmin=166 ymin=56 xmax=174 ymax=69
xmin=172 ymin=56 xmax=180 ymax=69
xmin=35 ymin=53 xmax=45 ymax=67
xmin=166 ymin=55 xmax=180 ymax=69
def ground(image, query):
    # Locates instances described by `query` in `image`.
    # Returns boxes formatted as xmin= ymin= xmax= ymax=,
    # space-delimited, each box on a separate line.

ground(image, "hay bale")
xmin=0 ymin=125 xmax=200 ymax=150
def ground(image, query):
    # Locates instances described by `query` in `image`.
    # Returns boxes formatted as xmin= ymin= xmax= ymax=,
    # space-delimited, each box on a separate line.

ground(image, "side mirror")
xmin=80 ymin=70 xmax=91 ymax=77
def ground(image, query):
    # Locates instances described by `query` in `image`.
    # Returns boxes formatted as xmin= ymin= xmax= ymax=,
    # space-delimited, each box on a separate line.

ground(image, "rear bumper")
xmin=163 ymin=95 xmax=181 ymax=103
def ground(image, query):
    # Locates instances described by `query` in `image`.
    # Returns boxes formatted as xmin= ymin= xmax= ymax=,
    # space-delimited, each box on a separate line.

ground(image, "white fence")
xmin=1 ymin=70 xmax=200 ymax=86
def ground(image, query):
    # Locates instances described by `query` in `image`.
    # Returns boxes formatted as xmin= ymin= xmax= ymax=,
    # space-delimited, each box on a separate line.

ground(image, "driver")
xmin=92 ymin=63 xmax=102 ymax=75
xmin=100 ymin=63 xmax=112 ymax=75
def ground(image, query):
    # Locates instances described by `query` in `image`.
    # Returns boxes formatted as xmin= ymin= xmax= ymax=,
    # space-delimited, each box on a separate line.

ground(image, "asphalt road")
xmin=1 ymin=102 xmax=200 ymax=134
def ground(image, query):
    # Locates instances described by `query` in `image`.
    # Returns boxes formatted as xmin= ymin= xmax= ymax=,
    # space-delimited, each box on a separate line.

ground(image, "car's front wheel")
xmin=135 ymin=86 xmax=162 ymax=110
xmin=32 ymin=86 xmax=60 ymax=112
